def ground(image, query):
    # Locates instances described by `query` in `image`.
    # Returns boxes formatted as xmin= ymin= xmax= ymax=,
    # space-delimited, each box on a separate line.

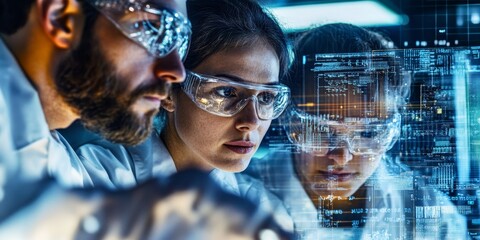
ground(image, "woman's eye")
xmin=258 ymin=92 xmax=276 ymax=105
xmin=214 ymin=87 xmax=238 ymax=98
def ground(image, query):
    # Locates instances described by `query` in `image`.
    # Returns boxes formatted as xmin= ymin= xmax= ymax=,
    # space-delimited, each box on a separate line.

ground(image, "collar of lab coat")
xmin=153 ymin=136 xmax=240 ymax=196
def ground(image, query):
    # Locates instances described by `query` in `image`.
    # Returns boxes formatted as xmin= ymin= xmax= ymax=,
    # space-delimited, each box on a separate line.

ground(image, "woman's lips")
xmin=224 ymin=141 xmax=255 ymax=154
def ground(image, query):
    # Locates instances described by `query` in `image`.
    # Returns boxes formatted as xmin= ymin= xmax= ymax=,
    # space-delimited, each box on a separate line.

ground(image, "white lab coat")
xmin=60 ymin=124 xmax=294 ymax=231
xmin=0 ymin=38 xmax=58 ymax=220
xmin=0 ymin=38 xmax=106 ymax=237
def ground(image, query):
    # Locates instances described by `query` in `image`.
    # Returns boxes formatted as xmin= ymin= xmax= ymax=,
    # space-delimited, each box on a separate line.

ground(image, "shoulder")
xmin=58 ymin=120 xmax=149 ymax=166
xmin=58 ymin=120 xmax=112 ymax=151
xmin=56 ymin=121 xmax=156 ymax=188
xmin=60 ymin=124 xmax=132 ymax=169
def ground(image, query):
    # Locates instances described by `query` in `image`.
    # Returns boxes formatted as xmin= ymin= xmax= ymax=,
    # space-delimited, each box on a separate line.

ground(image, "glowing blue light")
xmin=267 ymin=1 xmax=407 ymax=32
xmin=454 ymin=53 xmax=470 ymax=184
xmin=472 ymin=12 xmax=480 ymax=24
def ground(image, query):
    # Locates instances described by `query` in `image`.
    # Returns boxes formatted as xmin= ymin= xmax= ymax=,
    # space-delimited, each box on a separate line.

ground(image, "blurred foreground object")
xmin=0 ymin=169 xmax=292 ymax=240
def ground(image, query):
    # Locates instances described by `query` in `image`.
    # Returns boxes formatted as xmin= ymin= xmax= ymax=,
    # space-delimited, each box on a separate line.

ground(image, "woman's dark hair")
xmin=155 ymin=0 xmax=290 ymax=131
xmin=185 ymin=0 xmax=290 ymax=79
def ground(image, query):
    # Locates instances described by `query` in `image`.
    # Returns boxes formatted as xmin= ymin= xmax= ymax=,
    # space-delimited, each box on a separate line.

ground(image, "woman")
xmin=150 ymin=0 xmax=293 ymax=228
xmin=158 ymin=0 xmax=290 ymax=173
xmin=246 ymin=23 xmax=467 ymax=239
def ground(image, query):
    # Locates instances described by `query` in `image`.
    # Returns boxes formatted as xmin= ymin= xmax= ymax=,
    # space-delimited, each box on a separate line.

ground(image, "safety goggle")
xmin=84 ymin=0 xmax=192 ymax=61
xmin=182 ymin=71 xmax=291 ymax=120
xmin=283 ymin=107 xmax=400 ymax=155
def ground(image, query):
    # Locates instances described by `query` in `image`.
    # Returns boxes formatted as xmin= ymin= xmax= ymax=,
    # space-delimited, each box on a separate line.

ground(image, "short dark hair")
xmin=185 ymin=0 xmax=290 ymax=79
xmin=0 ymin=0 xmax=35 ymax=34
xmin=288 ymin=23 xmax=410 ymax=111
xmin=0 ymin=1 xmax=98 ymax=35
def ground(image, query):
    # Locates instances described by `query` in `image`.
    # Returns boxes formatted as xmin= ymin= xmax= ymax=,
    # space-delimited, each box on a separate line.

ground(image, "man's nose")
xmin=153 ymin=50 xmax=186 ymax=84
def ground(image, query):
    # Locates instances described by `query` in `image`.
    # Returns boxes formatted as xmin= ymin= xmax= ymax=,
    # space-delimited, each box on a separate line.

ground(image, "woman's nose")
xmin=235 ymin=99 xmax=261 ymax=132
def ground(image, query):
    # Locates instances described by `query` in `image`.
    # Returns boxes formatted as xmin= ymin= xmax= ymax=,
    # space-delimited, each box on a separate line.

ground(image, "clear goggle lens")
xmin=85 ymin=0 xmax=191 ymax=60
xmin=182 ymin=71 xmax=291 ymax=120
xmin=283 ymin=108 xmax=400 ymax=155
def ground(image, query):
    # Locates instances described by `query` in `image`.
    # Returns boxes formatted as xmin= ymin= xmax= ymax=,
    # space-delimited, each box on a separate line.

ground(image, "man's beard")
xmin=55 ymin=33 xmax=168 ymax=146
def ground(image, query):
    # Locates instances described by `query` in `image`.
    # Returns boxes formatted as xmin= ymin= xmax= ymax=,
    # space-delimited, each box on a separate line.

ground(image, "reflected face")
xmin=166 ymin=42 xmax=280 ymax=172
xmin=294 ymin=147 xmax=383 ymax=199
xmin=292 ymin=77 xmax=397 ymax=198
xmin=55 ymin=0 xmax=187 ymax=145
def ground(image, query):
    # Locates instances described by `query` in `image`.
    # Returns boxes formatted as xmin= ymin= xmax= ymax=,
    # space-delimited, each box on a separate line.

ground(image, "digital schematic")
xmin=259 ymin=47 xmax=480 ymax=238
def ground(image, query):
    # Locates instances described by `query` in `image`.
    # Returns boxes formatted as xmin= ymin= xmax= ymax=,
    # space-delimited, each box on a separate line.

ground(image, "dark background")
xmin=260 ymin=0 xmax=480 ymax=47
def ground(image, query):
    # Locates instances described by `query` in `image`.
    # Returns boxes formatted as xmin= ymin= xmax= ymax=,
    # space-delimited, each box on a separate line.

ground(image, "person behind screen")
xmin=246 ymin=23 xmax=467 ymax=239
xmin=0 ymin=0 xmax=291 ymax=238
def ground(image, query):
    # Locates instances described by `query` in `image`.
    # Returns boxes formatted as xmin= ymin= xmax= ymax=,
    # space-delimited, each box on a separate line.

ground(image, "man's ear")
xmin=161 ymin=93 xmax=176 ymax=113
xmin=37 ymin=0 xmax=82 ymax=49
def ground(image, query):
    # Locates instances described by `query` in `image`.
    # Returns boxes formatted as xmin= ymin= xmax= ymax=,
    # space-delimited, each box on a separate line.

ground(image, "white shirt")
xmin=65 ymin=128 xmax=294 ymax=231
xmin=64 ymin=124 xmax=250 ymax=193
xmin=0 ymin=39 xmax=71 ymax=220
xmin=0 ymin=38 xmax=49 ymax=181
xmin=151 ymin=136 xmax=293 ymax=230
xmin=151 ymin=134 xmax=241 ymax=194
xmin=0 ymin=39 xmax=93 ymax=237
